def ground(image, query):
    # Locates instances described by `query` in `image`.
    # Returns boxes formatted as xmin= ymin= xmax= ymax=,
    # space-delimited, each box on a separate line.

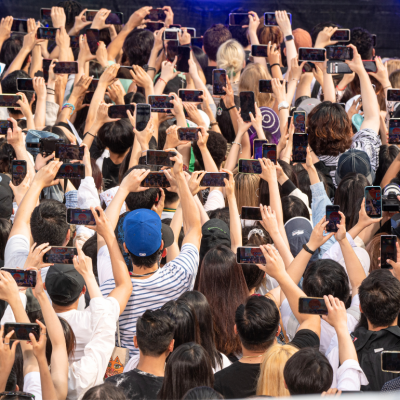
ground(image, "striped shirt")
xmin=98 ymin=243 xmax=199 ymax=357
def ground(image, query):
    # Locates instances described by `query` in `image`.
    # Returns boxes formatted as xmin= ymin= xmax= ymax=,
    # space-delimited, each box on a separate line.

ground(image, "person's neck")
xmin=110 ymin=150 xmax=129 ymax=165
xmin=368 ymin=319 xmax=398 ymax=332
xmin=137 ymin=353 xmax=167 ymax=377
xmin=239 ymin=345 xmax=266 ymax=364
xmin=52 ymin=299 xmax=80 ymax=313
xmin=132 ymin=263 xmax=159 ymax=279
xmin=208 ymin=60 xmax=217 ymax=67
xmin=164 ymin=200 xmax=180 ymax=210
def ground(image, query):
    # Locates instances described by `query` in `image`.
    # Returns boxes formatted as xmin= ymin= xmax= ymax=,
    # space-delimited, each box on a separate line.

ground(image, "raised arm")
xmin=276 ymin=11 xmax=296 ymax=73
xmin=0 ymin=17 xmax=13 ymax=53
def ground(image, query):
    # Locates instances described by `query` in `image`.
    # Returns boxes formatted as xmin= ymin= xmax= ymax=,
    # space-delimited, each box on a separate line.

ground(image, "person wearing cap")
xmin=98 ymin=154 xmax=201 ymax=357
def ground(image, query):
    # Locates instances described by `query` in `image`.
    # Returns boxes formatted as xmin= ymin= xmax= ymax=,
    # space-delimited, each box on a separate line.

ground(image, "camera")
xmin=382 ymin=190 xmax=400 ymax=212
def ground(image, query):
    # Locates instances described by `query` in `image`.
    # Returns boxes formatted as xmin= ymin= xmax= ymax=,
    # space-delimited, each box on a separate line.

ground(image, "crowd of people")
xmin=0 ymin=2 xmax=400 ymax=399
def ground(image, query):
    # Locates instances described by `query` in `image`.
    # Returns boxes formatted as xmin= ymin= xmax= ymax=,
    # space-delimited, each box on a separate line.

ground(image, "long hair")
xmin=234 ymin=173 xmax=261 ymax=213
xmin=217 ymin=39 xmax=245 ymax=80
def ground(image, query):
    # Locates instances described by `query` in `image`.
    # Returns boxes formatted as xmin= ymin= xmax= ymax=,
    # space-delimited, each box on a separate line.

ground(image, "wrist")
xmin=306 ymin=241 xmax=318 ymax=252
xmin=282 ymin=29 xmax=292 ymax=37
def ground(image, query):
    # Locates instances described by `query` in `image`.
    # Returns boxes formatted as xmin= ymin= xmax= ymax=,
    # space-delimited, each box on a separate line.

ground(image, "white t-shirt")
xmin=24 ymin=371 xmax=42 ymax=400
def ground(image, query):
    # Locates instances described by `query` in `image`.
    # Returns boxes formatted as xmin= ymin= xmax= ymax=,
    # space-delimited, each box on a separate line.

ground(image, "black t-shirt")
xmin=102 ymin=157 xmax=121 ymax=190
xmin=106 ymin=368 xmax=164 ymax=400
xmin=214 ymin=329 xmax=319 ymax=399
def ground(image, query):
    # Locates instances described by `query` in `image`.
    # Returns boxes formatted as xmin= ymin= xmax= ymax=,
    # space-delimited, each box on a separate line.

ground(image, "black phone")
xmin=42 ymin=59 xmax=52 ymax=82
xmin=292 ymin=133 xmax=308 ymax=163
xmin=389 ymin=119 xmax=400 ymax=144
xmin=251 ymin=45 xmax=268 ymax=58
xmin=236 ymin=246 xmax=266 ymax=264
xmin=331 ymin=29 xmax=351 ymax=42
xmin=70 ymin=35 xmax=80 ymax=48
xmin=140 ymin=172 xmax=171 ymax=188
xmin=145 ymin=22 xmax=165 ymax=32
xmin=264 ymin=12 xmax=292 ymax=26
xmin=200 ymin=172 xmax=229 ymax=187
xmin=146 ymin=150 xmax=177 ymax=167
xmin=212 ymin=69 xmax=227 ymax=96
xmin=191 ymin=37 xmax=203 ymax=48
xmin=108 ymin=104 xmax=135 ymax=119
xmin=253 ymin=139 xmax=268 ymax=159
xmin=293 ymin=111 xmax=306 ymax=133
xmin=43 ymin=247 xmax=77 ymax=264
xmin=87 ymin=79 xmax=99 ymax=92
xmin=40 ymin=137 xmax=64 ymax=156
xmin=238 ymin=159 xmax=261 ymax=174
xmin=178 ymin=127 xmax=199 ymax=141
xmin=86 ymin=29 xmax=100 ymax=54
xmin=326 ymin=205 xmax=340 ymax=233
xmin=0 ymin=94 xmax=22 ymax=108
xmin=40 ymin=8 xmax=52 ymax=22
xmin=148 ymin=95 xmax=174 ymax=112
xmin=299 ymin=48 xmax=326 ymax=62
xmin=363 ymin=60 xmax=377 ymax=73
xmin=259 ymin=79 xmax=287 ymax=94
xmin=2 ymin=269 xmax=36 ymax=288
xmin=37 ymin=27 xmax=57 ymax=41
xmin=56 ymin=163 xmax=85 ymax=179
xmin=84 ymin=92 xmax=94 ymax=104
xmin=326 ymin=61 xmax=353 ymax=74
xmin=262 ymin=144 xmax=277 ymax=164
xmin=298 ymin=297 xmax=328 ymax=315
xmin=326 ymin=46 xmax=353 ymax=60
xmin=135 ymin=104 xmax=151 ymax=131
xmin=17 ymin=78 xmax=34 ymax=92
xmin=176 ymin=46 xmax=191 ymax=73
xmin=106 ymin=12 xmax=124 ymax=25
xmin=382 ymin=351 xmax=400 ymax=373
xmin=55 ymin=144 xmax=84 ymax=161
xmin=371 ymin=34 xmax=377 ymax=48
xmin=12 ymin=160 xmax=27 ymax=186
xmin=365 ymin=186 xmax=382 ymax=219
xmin=240 ymin=91 xmax=255 ymax=122
xmin=228 ymin=13 xmax=249 ymax=26
xmin=54 ymin=62 xmax=78 ymax=74
xmin=85 ymin=10 xmax=98 ymax=21
xmin=178 ymin=90 xmax=203 ymax=102
xmin=11 ymin=19 xmax=28 ymax=33
xmin=186 ymin=28 xmax=196 ymax=37
xmin=0 ymin=120 xmax=11 ymax=135
xmin=115 ymin=66 xmax=134 ymax=80
xmin=387 ymin=89 xmax=400 ymax=102
xmin=147 ymin=8 xmax=166 ymax=22
xmin=66 ymin=208 xmax=97 ymax=225
xmin=241 ymin=207 xmax=262 ymax=221
xmin=3 ymin=323 xmax=40 ymax=341
xmin=381 ymin=235 xmax=397 ymax=269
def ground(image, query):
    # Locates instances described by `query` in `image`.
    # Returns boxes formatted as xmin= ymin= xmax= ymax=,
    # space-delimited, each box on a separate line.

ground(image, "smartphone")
xmin=43 ymin=247 xmax=77 ymax=264
xmin=381 ymin=235 xmax=397 ymax=269
xmin=54 ymin=62 xmax=78 ymax=74
xmin=176 ymin=46 xmax=190 ymax=73
xmin=212 ymin=69 xmax=227 ymax=96
xmin=298 ymin=297 xmax=328 ymax=315
xmin=240 ymin=91 xmax=255 ymax=122
xmin=3 ymin=323 xmax=40 ymax=341
xmin=55 ymin=144 xmax=84 ymax=161
xmin=331 ymin=29 xmax=351 ymax=42
xmin=106 ymin=12 xmax=124 ymax=25
xmin=146 ymin=150 xmax=177 ymax=167
xmin=241 ymin=207 xmax=262 ymax=221
xmin=12 ymin=160 xmax=27 ymax=186
xmin=148 ymin=95 xmax=173 ymax=112
xmin=191 ymin=37 xmax=203 ymax=48
xmin=363 ymin=60 xmax=377 ymax=73
xmin=164 ymin=29 xmax=179 ymax=41
xmin=178 ymin=127 xmax=199 ymax=141
xmin=185 ymin=28 xmax=196 ymax=37
xmin=140 ymin=172 xmax=171 ymax=188
xmin=292 ymin=133 xmax=308 ymax=163
xmin=262 ymin=144 xmax=277 ymax=164
xmin=38 ymin=27 xmax=57 ymax=41
xmin=86 ymin=29 xmax=100 ymax=54
xmin=40 ymin=137 xmax=64 ymax=155
xmin=11 ymin=19 xmax=28 ymax=33
xmin=148 ymin=8 xmax=166 ymax=21
xmin=259 ymin=79 xmax=287 ymax=93
xmin=299 ymin=48 xmax=326 ymax=62
xmin=302 ymin=62 xmax=316 ymax=73
xmin=364 ymin=186 xmax=382 ymax=219
xmin=326 ymin=46 xmax=353 ymax=60
xmin=253 ymin=139 xmax=268 ymax=159
xmin=387 ymin=89 xmax=400 ymax=102
xmin=326 ymin=205 xmax=340 ymax=233
xmin=115 ymin=66 xmax=134 ymax=80
xmin=108 ymin=104 xmax=135 ymax=119
xmin=178 ymin=89 xmax=203 ymax=102
xmin=327 ymin=60 xmax=353 ymax=74
xmin=200 ymin=172 xmax=228 ymax=187
xmin=135 ymin=104 xmax=151 ymax=131
xmin=382 ymin=351 xmax=400 ymax=373
xmin=1 ymin=269 xmax=36 ymax=288
xmin=170 ymin=24 xmax=182 ymax=29
xmin=84 ymin=92 xmax=94 ymax=104
xmin=0 ymin=94 xmax=22 ymax=108
xmin=55 ymin=163 xmax=85 ymax=179
xmin=145 ymin=22 xmax=165 ymax=32
xmin=264 ymin=12 xmax=292 ymax=26
xmin=66 ymin=208 xmax=96 ymax=225
xmin=17 ymin=78 xmax=34 ymax=92
xmin=0 ymin=120 xmax=11 ymax=135
xmin=293 ymin=111 xmax=306 ymax=133
xmin=87 ymin=79 xmax=99 ymax=92
xmin=251 ymin=45 xmax=268 ymax=58
xmin=389 ymin=119 xmax=400 ymax=144
xmin=40 ymin=8 xmax=52 ymax=22
xmin=371 ymin=34 xmax=377 ymax=48
xmin=236 ymin=246 xmax=266 ymax=264
xmin=229 ymin=13 xmax=250 ymax=26
xmin=166 ymin=40 xmax=179 ymax=62
xmin=238 ymin=159 xmax=262 ymax=174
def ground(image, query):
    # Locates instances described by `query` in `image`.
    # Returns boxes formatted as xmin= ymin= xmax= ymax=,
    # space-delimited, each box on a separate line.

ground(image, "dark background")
xmin=1 ymin=0 xmax=400 ymax=57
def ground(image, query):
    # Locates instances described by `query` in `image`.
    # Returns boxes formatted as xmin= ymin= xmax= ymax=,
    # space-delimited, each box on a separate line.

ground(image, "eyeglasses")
xmin=0 ymin=392 xmax=35 ymax=399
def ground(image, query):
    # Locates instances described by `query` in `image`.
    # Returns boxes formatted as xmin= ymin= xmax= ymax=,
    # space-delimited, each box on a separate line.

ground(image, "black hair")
xmin=0 ymin=218 xmax=11 ymax=260
xmin=284 ymin=348 xmax=333 ymax=395
xmin=97 ymin=120 xmax=134 ymax=154
xmin=182 ymin=387 xmax=224 ymax=400
xmin=123 ymin=29 xmax=154 ymax=67
xmin=157 ymin=121 xmax=170 ymax=151
xmin=158 ymin=343 xmax=214 ymax=400
xmin=192 ymin=46 xmax=209 ymax=73
xmin=0 ymin=36 xmax=27 ymax=71
xmin=129 ymin=247 xmax=163 ymax=269
xmin=124 ymin=91 xmax=146 ymax=105
xmin=216 ymin=96 xmax=240 ymax=143
xmin=350 ymin=27 xmax=373 ymax=60
xmin=192 ymin=131 xmax=227 ymax=170
xmin=303 ymin=260 xmax=350 ymax=303
xmin=163 ymin=75 xmax=187 ymax=95
xmin=240 ymin=264 xmax=265 ymax=292
xmin=5 ymin=367 xmax=17 ymax=392
xmin=0 ymin=140 xmax=15 ymax=174
xmin=282 ymin=196 xmax=310 ymax=224
xmin=206 ymin=208 xmax=230 ymax=227
xmin=235 ymin=295 xmax=280 ymax=351
xmin=30 ymin=200 xmax=69 ymax=246
xmin=164 ymin=190 xmax=179 ymax=206
xmin=42 ymin=125 xmax=70 ymax=144
xmin=82 ymin=383 xmax=126 ymax=400
xmin=310 ymin=22 xmax=340 ymax=46
xmin=56 ymin=0 xmax=84 ymax=28
xmin=374 ymin=145 xmax=400 ymax=186
xmin=1 ymin=70 xmax=34 ymax=107
xmin=82 ymin=233 xmax=98 ymax=278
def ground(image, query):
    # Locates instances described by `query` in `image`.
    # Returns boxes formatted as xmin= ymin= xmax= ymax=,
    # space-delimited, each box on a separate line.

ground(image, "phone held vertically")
xmin=212 ymin=70 xmax=227 ymax=96
xmin=326 ymin=205 xmax=340 ymax=233
xmin=12 ymin=160 xmax=27 ymax=186
xmin=381 ymin=235 xmax=397 ymax=269
xmin=253 ymin=139 xmax=268 ymax=159
xmin=262 ymin=144 xmax=277 ymax=164
xmin=292 ymin=133 xmax=308 ymax=163
xmin=364 ymin=186 xmax=382 ymax=219
xmin=240 ymin=91 xmax=255 ymax=122
xmin=389 ymin=119 xmax=400 ymax=144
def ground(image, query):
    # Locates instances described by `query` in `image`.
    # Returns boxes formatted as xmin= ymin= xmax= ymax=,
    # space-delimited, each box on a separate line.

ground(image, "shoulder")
xmin=163 ymin=244 xmax=199 ymax=270
xmin=353 ymin=128 xmax=380 ymax=144
xmin=289 ymin=328 xmax=320 ymax=349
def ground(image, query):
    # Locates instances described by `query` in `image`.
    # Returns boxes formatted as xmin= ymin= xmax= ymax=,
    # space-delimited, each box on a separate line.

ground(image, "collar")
xmin=163 ymin=208 xmax=176 ymax=212
xmin=352 ymin=325 xmax=400 ymax=350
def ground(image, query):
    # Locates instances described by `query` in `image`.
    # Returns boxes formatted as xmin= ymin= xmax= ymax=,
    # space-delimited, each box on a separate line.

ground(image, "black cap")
xmin=45 ymin=264 xmax=85 ymax=304
xmin=200 ymin=219 xmax=231 ymax=260
xmin=0 ymin=174 xmax=13 ymax=219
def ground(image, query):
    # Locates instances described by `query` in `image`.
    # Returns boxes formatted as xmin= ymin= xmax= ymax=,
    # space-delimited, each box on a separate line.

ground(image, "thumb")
xmin=387 ymin=259 xmax=396 ymax=268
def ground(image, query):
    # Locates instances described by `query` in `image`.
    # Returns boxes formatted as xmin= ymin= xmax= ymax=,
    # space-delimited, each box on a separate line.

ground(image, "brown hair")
xmin=386 ymin=59 xmax=400 ymax=77
xmin=389 ymin=69 xmax=400 ymax=89
xmin=234 ymin=173 xmax=261 ymax=213
xmin=203 ymin=24 xmax=232 ymax=62
xmin=365 ymin=232 xmax=400 ymax=273
xmin=257 ymin=17 xmax=284 ymax=48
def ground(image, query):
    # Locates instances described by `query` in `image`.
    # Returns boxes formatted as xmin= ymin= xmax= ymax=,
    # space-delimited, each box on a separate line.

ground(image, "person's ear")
xmin=63 ymin=229 xmax=71 ymax=246
xmin=15 ymin=384 xmax=19 ymax=392
xmin=275 ymin=325 xmax=281 ymax=337
xmin=168 ymin=338 xmax=175 ymax=353
xmin=359 ymin=304 xmax=363 ymax=313
xmin=133 ymin=336 xmax=139 ymax=348
xmin=43 ymin=282 xmax=47 ymax=291
xmin=123 ymin=242 xmax=128 ymax=253
xmin=234 ymin=324 xmax=238 ymax=335
xmin=161 ymin=248 xmax=167 ymax=258
xmin=81 ymin=286 xmax=87 ymax=295
xmin=159 ymin=240 xmax=164 ymax=251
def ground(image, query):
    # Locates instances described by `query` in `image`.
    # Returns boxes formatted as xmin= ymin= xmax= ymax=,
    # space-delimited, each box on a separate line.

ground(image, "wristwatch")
xmin=284 ymin=34 xmax=294 ymax=42
xmin=278 ymin=101 xmax=290 ymax=111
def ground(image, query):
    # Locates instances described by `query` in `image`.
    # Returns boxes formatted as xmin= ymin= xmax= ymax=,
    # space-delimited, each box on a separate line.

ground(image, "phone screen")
xmin=236 ymin=247 xmax=266 ymax=264
xmin=164 ymin=30 xmax=178 ymax=40
xmin=213 ymin=70 xmax=227 ymax=96
xmin=136 ymin=104 xmax=151 ymax=131
xmin=54 ymin=62 xmax=78 ymax=74
xmin=253 ymin=139 xmax=268 ymax=159
xmin=115 ymin=66 xmax=134 ymax=80
xmin=179 ymin=90 xmax=203 ymax=102
xmin=229 ymin=13 xmax=249 ymax=26
xmin=145 ymin=22 xmax=165 ymax=32
xmin=326 ymin=205 xmax=340 ymax=233
xmin=200 ymin=172 xmax=228 ymax=187
xmin=262 ymin=144 xmax=277 ymax=164
xmin=238 ymin=159 xmax=261 ymax=174
xmin=298 ymin=297 xmax=328 ymax=315
xmin=264 ymin=12 xmax=292 ymax=26
xmin=381 ymin=235 xmax=397 ymax=269
xmin=17 ymin=78 xmax=34 ymax=92
xmin=67 ymin=208 xmax=96 ymax=225
xmin=86 ymin=29 xmax=100 ymax=54
xmin=241 ymin=207 xmax=262 ymax=220
xmin=176 ymin=47 xmax=190 ymax=73
xmin=40 ymin=138 xmax=63 ymax=155
xmin=389 ymin=119 xmax=400 ymax=144
xmin=331 ymin=29 xmax=350 ymax=41
xmin=140 ymin=172 xmax=171 ymax=188
xmin=240 ymin=91 xmax=255 ymax=122
xmin=259 ymin=80 xmax=287 ymax=94
xmin=43 ymin=247 xmax=78 ymax=264
xmin=56 ymin=164 xmax=85 ymax=179
xmin=326 ymin=46 xmax=353 ymax=60
xmin=2 ymin=269 xmax=36 ymax=288
xmin=148 ymin=95 xmax=174 ymax=112
xmin=363 ymin=61 xmax=377 ymax=73
xmin=85 ymin=10 xmax=98 ymax=21
xmin=146 ymin=150 xmax=176 ymax=167
xmin=292 ymin=134 xmax=308 ymax=163
xmin=387 ymin=90 xmax=400 ymax=102
xmin=365 ymin=186 xmax=382 ymax=219
xmin=55 ymin=144 xmax=84 ymax=161
xmin=293 ymin=111 xmax=306 ymax=133
xmin=178 ymin=128 xmax=199 ymax=141
xmin=382 ymin=351 xmax=400 ymax=373
xmin=108 ymin=104 xmax=135 ymax=119
xmin=251 ymin=45 xmax=268 ymax=58
xmin=12 ymin=161 xmax=27 ymax=186
xmin=87 ymin=79 xmax=99 ymax=92
xmin=4 ymin=323 xmax=40 ymax=341
xmin=191 ymin=37 xmax=203 ymax=48
xmin=0 ymin=120 xmax=11 ymax=135
xmin=299 ymin=48 xmax=326 ymax=62
xmin=11 ymin=19 xmax=28 ymax=33
xmin=0 ymin=95 xmax=22 ymax=108
xmin=38 ymin=27 xmax=58 ymax=41
xmin=148 ymin=8 xmax=166 ymax=21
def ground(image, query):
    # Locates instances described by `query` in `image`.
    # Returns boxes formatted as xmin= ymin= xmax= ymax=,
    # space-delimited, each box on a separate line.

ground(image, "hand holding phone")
xmin=240 ymin=91 xmax=255 ymax=122
xmin=213 ymin=69 xmax=226 ymax=96
xmin=298 ymin=297 xmax=328 ymax=315
xmin=381 ymin=235 xmax=397 ymax=269
xmin=364 ymin=186 xmax=382 ymax=219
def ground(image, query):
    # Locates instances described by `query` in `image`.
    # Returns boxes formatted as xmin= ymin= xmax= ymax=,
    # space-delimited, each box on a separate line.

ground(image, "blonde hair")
xmin=239 ymin=63 xmax=274 ymax=107
xmin=256 ymin=344 xmax=298 ymax=397
xmin=389 ymin=69 xmax=400 ymax=89
xmin=217 ymin=39 xmax=245 ymax=80
xmin=386 ymin=59 xmax=400 ymax=77
xmin=234 ymin=173 xmax=261 ymax=213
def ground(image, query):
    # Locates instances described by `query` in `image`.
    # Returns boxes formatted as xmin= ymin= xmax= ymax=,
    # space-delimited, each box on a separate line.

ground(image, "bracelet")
xmin=336 ymin=85 xmax=347 ymax=91
xmin=158 ymin=77 xmax=167 ymax=85
xmin=226 ymin=105 xmax=236 ymax=111
xmin=270 ymin=63 xmax=280 ymax=69
xmin=210 ymin=121 xmax=218 ymax=126
xmin=232 ymin=141 xmax=242 ymax=154
xmin=84 ymin=132 xmax=95 ymax=138
xmin=303 ymin=243 xmax=315 ymax=255
xmin=62 ymin=102 xmax=75 ymax=114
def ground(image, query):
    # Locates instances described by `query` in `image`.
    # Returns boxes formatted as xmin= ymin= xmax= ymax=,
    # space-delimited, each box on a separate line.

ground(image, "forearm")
xmin=176 ymin=174 xmax=201 ymax=232
xmin=107 ymin=28 xmax=131 ymax=61
xmin=34 ymin=98 xmax=47 ymax=130
xmin=381 ymin=157 xmax=400 ymax=188
xmin=82 ymin=121 xmax=101 ymax=149
xmin=58 ymin=46 xmax=70 ymax=62
xmin=54 ymin=79 xmax=67 ymax=109
xmin=199 ymin=146 xmax=219 ymax=172
xmin=147 ymin=48 xmax=160 ymax=79
xmin=46 ymin=80 xmax=56 ymax=105
xmin=285 ymin=41 xmax=297 ymax=73
xmin=3 ymin=47 xmax=31 ymax=78
xmin=267 ymin=180 xmax=288 ymax=247
xmin=225 ymin=133 xmax=244 ymax=171
xmin=227 ymin=195 xmax=242 ymax=253
xmin=84 ymin=84 xmax=107 ymax=132
xmin=270 ymin=65 xmax=283 ymax=80
xmin=322 ymin=70 xmax=336 ymax=102
xmin=286 ymin=79 xmax=297 ymax=106
xmin=337 ymin=325 xmax=358 ymax=363
xmin=29 ymin=46 xmax=42 ymax=77
xmin=296 ymin=74 xmax=313 ymax=100
xmin=82 ymin=272 xmax=102 ymax=299
xmin=37 ymin=357 xmax=58 ymax=400
xmin=286 ymin=249 xmax=312 ymax=285
xmin=14 ymin=146 xmax=35 ymax=183
xmin=154 ymin=79 xmax=167 ymax=95
xmin=307 ymin=166 xmax=320 ymax=185
xmin=359 ymin=69 xmax=380 ymax=131
xmin=270 ymin=231 xmax=294 ymax=268
xmin=193 ymin=195 xmax=209 ymax=226
xmin=193 ymin=75 xmax=214 ymax=105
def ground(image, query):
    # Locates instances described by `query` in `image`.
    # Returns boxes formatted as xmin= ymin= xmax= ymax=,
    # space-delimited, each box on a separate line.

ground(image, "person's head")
xmin=1 ymin=71 xmax=34 ymax=115
xmin=122 ymin=29 xmax=154 ymax=66
xmin=239 ymin=63 xmax=273 ymax=107
xmin=206 ymin=208 xmax=230 ymax=226
xmin=30 ymin=200 xmax=70 ymax=246
xmin=293 ymin=164 xmax=328 ymax=205
xmin=81 ymin=383 xmax=126 ymax=400
xmin=134 ymin=309 xmax=175 ymax=357
xmin=243 ymin=224 xmax=272 ymax=247
xmin=235 ymin=173 xmax=261 ymax=212
xmin=97 ymin=120 xmax=133 ymax=155
xmin=375 ymin=145 xmax=400 ymax=186
xmin=240 ymin=264 xmax=265 ymax=294
xmin=192 ymin=46 xmax=208 ymax=72
xmin=282 ymin=196 xmax=310 ymax=223
xmin=164 ymin=190 xmax=179 ymax=208
xmin=257 ymin=343 xmax=298 ymax=397
xmin=389 ymin=69 xmax=400 ymax=89
xmin=0 ymin=142 xmax=15 ymax=174
xmin=359 ymin=269 xmax=400 ymax=328
xmin=303 ymin=260 xmax=350 ymax=303
xmin=216 ymin=39 xmax=245 ymax=80
xmin=257 ymin=17 xmax=283 ymax=47
xmin=307 ymin=101 xmax=352 ymax=157
xmin=57 ymin=0 xmax=84 ymax=30
xmin=124 ymin=91 xmax=147 ymax=105
xmin=311 ymin=22 xmax=340 ymax=46
xmin=0 ymin=36 xmax=27 ymax=71
xmin=387 ymin=59 xmax=400 ymax=76
xmin=192 ymin=131 xmax=227 ymax=170
xmin=182 ymin=386 xmax=223 ymax=400
xmin=82 ymin=233 xmax=98 ymax=277
xmin=350 ymin=27 xmax=373 ymax=60
xmin=159 ymin=343 xmax=214 ymax=400
xmin=284 ymin=348 xmax=333 ymax=395
xmin=203 ymin=24 xmax=232 ymax=62
xmin=292 ymin=28 xmax=312 ymax=51
xmin=198 ymin=245 xmax=248 ymax=355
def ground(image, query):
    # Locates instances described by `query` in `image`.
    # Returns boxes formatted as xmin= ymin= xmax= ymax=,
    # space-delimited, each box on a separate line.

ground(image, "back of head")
xmin=57 ymin=0 xmax=83 ymax=29
xmin=216 ymin=39 xmax=245 ymax=79
xmin=387 ymin=60 xmax=400 ymax=77
xmin=1 ymin=70 xmax=34 ymax=105
xmin=235 ymin=173 xmax=261 ymax=212
xmin=182 ymin=387 xmax=223 ymax=400
xmin=389 ymin=69 xmax=400 ymax=89
xmin=81 ymin=383 xmax=126 ymax=400
xmin=284 ymin=347 xmax=333 ymax=395
xmin=235 ymin=296 xmax=280 ymax=352
xmin=257 ymin=18 xmax=283 ymax=47
xmin=192 ymin=130 xmax=227 ymax=170
xmin=311 ymin=22 xmax=340 ymax=46
xmin=203 ymin=24 xmax=232 ymax=62
xmin=365 ymin=233 xmax=388 ymax=274
xmin=292 ymin=28 xmax=312 ymax=51
xmin=123 ymin=29 xmax=154 ymax=66
xmin=206 ymin=208 xmax=230 ymax=227
xmin=282 ymin=196 xmax=310 ymax=223
xmin=0 ymin=36 xmax=25 ymax=70
xmin=97 ymin=120 xmax=133 ymax=154
xmin=350 ymin=27 xmax=373 ymax=60
xmin=303 ymin=260 xmax=350 ymax=303
xmin=359 ymin=269 xmax=400 ymax=328
xmin=225 ymin=7 xmax=249 ymax=49
xmin=240 ymin=263 xmax=265 ymax=293
xmin=376 ymin=145 xmax=400 ymax=185
xmin=192 ymin=46 xmax=208 ymax=72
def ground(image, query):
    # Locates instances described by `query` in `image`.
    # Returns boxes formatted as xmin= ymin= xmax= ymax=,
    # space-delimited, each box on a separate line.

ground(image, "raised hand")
xmin=307 ymin=216 xmax=335 ymax=250
xmin=23 ymin=242 xmax=53 ymax=270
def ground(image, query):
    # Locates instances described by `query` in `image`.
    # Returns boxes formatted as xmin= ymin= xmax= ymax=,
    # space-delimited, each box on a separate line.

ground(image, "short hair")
xmin=0 ymin=218 xmax=11 ymax=260
xmin=206 ymin=207 xmax=230 ymax=227
xmin=0 ymin=36 xmax=27 ymax=70
xmin=128 ymin=247 xmax=162 ymax=269
xmin=57 ymin=1 xmax=84 ymax=28
xmin=123 ymin=29 xmax=154 ymax=67
xmin=359 ymin=270 xmax=400 ymax=327
xmin=311 ymin=22 xmax=340 ymax=46
xmin=164 ymin=190 xmax=179 ymax=206
xmin=350 ymin=27 xmax=373 ymax=60
xmin=97 ymin=120 xmax=134 ymax=154
xmin=192 ymin=130 xmax=227 ymax=170
xmin=136 ymin=310 xmax=175 ymax=356
xmin=82 ymin=383 xmax=126 ymax=400
xmin=282 ymin=196 xmax=310 ymax=223
xmin=124 ymin=91 xmax=146 ymax=105
xmin=217 ymin=39 xmax=245 ymax=79
xmin=284 ymin=348 xmax=333 ymax=395
xmin=1 ymin=70 xmax=34 ymax=106
xmin=82 ymin=234 xmax=98 ymax=277
xmin=203 ymin=24 xmax=232 ymax=62
xmin=257 ymin=18 xmax=283 ymax=47
xmin=235 ymin=296 xmax=280 ymax=351
xmin=30 ymin=200 xmax=69 ymax=246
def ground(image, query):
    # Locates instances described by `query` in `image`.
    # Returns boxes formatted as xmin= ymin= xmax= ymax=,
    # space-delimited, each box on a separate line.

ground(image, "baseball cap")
xmin=383 ymin=183 xmax=400 ymax=197
xmin=123 ymin=209 xmax=174 ymax=257
xmin=335 ymin=149 xmax=375 ymax=185
xmin=45 ymin=264 xmax=85 ymax=304
xmin=200 ymin=219 xmax=231 ymax=260
xmin=297 ymin=98 xmax=321 ymax=116
xmin=0 ymin=174 xmax=13 ymax=219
